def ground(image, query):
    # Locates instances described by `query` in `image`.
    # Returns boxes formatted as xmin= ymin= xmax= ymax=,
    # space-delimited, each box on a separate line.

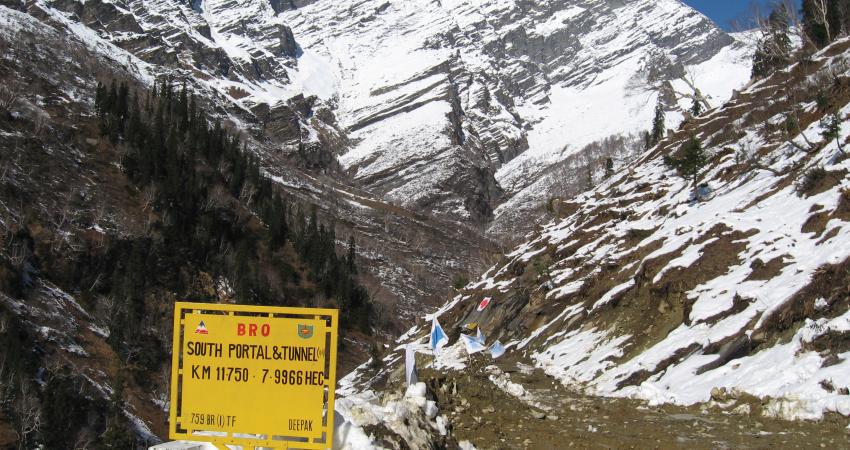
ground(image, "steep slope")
xmin=5 ymin=0 xmax=759 ymax=312
xmin=282 ymin=0 xmax=755 ymax=228
xmin=4 ymin=0 xmax=499 ymax=330
xmin=333 ymin=35 xmax=850 ymax=448
xmin=0 ymin=4 xmax=498 ymax=445
xmin=445 ymin=37 xmax=850 ymax=418
xmin=31 ymin=0 xmax=756 ymax=229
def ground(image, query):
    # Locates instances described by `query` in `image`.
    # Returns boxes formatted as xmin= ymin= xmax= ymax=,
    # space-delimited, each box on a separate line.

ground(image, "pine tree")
xmin=125 ymin=92 xmax=141 ymax=147
xmin=346 ymin=235 xmax=357 ymax=274
xmin=307 ymin=207 xmax=318 ymax=239
xmin=117 ymin=82 xmax=129 ymax=122
xmin=821 ymin=112 xmax=846 ymax=154
xmin=188 ymin=93 xmax=197 ymax=134
xmin=95 ymin=82 xmax=106 ymax=117
xmin=178 ymin=81 xmax=189 ymax=131
xmin=664 ymin=136 xmax=708 ymax=200
xmin=753 ymin=3 xmax=792 ymax=78
xmin=99 ymin=371 xmax=134 ymax=449
xmin=604 ymin=157 xmax=615 ymax=178
xmin=294 ymin=204 xmax=306 ymax=244
xmin=267 ymin=192 xmax=288 ymax=250
xmin=690 ymin=96 xmax=703 ymax=117
xmin=642 ymin=131 xmax=652 ymax=150
xmin=107 ymin=80 xmax=118 ymax=114
xmin=41 ymin=368 xmax=91 ymax=449
xmin=585 ymin=166 xmax=594 ymax=190
xmin=649 ymin=98 xmax=665 ymax=147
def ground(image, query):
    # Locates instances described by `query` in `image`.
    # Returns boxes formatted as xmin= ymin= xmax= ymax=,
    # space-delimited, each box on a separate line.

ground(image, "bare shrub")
xmin=13 ymin=379 xmax=42 ymax=448
xmin=796 ymin=166 xmax=827 ymax=195
xmin=0 ymin=85 xmax=19 ymax=112
xmin=32 ymin=111 xmax=49 ymax=136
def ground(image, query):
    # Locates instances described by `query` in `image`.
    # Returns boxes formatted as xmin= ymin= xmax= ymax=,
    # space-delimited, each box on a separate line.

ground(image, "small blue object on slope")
xmin=489 ymin=340 xmax=506 ymax=359
xmin=461 ymin=333 xmax=487 ymax=354
xmin=430 ymin=318 xmax=449 ymax=354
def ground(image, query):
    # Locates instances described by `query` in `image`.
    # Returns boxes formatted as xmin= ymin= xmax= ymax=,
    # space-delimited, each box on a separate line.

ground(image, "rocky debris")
xmin=339 ymin=361 xmax=850 ymax=449
xmin=697 ymin=334 xmax=753 ymax=375
xmin=337 ymin=380 xmax=462 ymax=449
xmin=710 ymin=387 xmax=743 ymax=403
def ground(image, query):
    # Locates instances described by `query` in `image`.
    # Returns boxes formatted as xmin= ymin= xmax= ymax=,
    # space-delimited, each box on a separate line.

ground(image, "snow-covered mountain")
xmin=321 ymin=32 xmax=850 ymax=448
xmin=1 ymin=0 xmax=508 ymax=327
xmin=344 ymin=33 xmax=850 ymax=430
xmin=30 ymin=0 xmax=756 ymax=231
xmin=4 ymin=0 xmax=850 ymax=446
xmin=279 ymin=0 xmax=756 ymax=228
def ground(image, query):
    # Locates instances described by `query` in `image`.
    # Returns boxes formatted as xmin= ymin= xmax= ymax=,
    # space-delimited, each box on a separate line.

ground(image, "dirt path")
xmin=420 ymin=360 xmax=850 ymax=449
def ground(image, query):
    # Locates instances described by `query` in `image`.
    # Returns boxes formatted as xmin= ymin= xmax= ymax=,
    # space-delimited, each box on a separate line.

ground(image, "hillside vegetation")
xmin=0 ymin=7 xmax=375 ymax=447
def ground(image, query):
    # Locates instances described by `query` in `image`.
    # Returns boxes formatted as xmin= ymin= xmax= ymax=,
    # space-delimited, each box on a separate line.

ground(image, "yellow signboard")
xmin=169 ymin=302 xmax=339 ymax=449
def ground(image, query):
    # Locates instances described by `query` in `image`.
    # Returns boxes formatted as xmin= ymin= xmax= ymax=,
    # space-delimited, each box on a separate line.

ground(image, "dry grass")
xmin=745 ymin=255 xmax=790 ymax=281
xmin=755 ymin=256 xmax=850 ymax=350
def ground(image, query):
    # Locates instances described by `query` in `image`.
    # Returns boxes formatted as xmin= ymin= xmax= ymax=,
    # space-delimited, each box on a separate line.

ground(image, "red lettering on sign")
xmin=237 ymin=323 xmax=270 ymax=337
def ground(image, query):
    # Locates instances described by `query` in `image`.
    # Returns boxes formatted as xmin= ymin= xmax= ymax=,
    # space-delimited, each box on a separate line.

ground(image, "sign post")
xmin=168 ymin=302 xmax=339 ymax=449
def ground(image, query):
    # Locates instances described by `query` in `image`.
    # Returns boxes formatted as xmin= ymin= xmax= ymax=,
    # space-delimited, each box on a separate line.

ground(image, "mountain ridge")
xmin=280 ymin=0 xmax=755 ymax=230
xmin=23 ymin=0 xmax=757 ymax=229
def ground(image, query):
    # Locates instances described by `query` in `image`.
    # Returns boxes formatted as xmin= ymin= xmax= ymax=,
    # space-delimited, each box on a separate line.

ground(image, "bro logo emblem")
xmin=297 ymin=324 xmax=314 ymax=339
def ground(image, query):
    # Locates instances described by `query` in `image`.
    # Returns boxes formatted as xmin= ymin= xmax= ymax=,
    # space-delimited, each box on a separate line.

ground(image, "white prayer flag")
xmin=461 ymin=333 xmax=487 ymax=354
xmin=405 ymin=344 xmax=418 ymax=386
xmin=475 ymin=327 xmax=486 ymax=345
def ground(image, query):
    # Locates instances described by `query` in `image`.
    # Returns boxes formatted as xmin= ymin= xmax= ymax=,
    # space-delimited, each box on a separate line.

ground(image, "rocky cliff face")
xmin=39 ymin=0 xmax=330 ymax=159
xmin=34 ymin=0 xmax=755 ymax=231
xmin=280 ymin=0 xmax=754 ymax=229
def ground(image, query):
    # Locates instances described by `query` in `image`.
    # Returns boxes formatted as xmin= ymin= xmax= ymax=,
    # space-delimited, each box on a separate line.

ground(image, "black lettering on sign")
xmin=304 ymin=370 xmax=324 ymax=386
xmin=189 ymin=413 xmax=237 ymax=428
xmin=228 ymin=344 xmax=284 ymax=360
xmin=186 ymin=342 xmax=223 ymax=357
xmin=288 ymin=419 xmax=313 ymax=431
xmin=214 ymin=366 xmax=249 ymax=382
xmin=190 ymin=365 xmax=211 ymax=380
xmin=267 ymin=369 xmax=324 ymax=386
xmin=280 ymin=346 xmax=321 ymax=361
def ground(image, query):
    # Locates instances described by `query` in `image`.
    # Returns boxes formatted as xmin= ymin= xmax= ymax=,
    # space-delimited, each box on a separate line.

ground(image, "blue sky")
xmin=682 ymin=0 xmax=801 ymax=31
